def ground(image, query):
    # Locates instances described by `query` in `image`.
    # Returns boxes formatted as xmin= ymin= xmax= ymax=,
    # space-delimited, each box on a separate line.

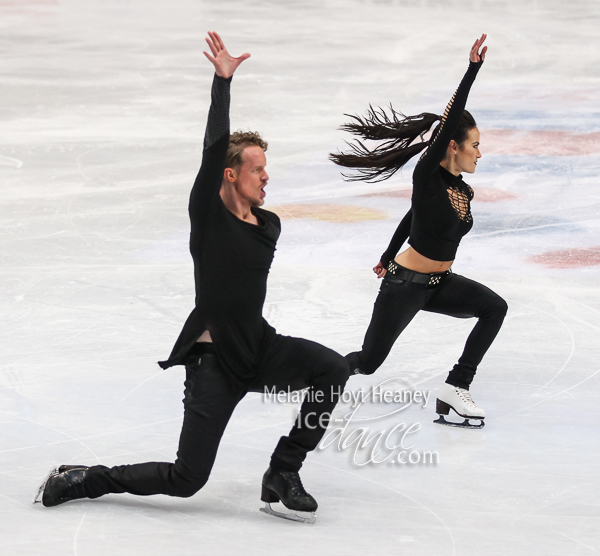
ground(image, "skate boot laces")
xmin=434 ymin=384 xmax=485 ymax=428
xmin=282 ymin=472 xmax=306 ymax=497
xmin=456 ymin=387 xmax=477 ymax=408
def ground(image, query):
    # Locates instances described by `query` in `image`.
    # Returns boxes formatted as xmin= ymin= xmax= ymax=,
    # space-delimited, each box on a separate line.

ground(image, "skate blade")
xmin=33 ymin=467 xmax=59 ymax=504
xmin=260 ymin=502 xmax=316 ymax=524
xmin=434 ymin=414 xmax=484 ymax=429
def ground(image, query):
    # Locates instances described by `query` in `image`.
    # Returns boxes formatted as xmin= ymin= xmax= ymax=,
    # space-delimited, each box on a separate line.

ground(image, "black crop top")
xmin=380 ymin=60 xmax=482 ymax=266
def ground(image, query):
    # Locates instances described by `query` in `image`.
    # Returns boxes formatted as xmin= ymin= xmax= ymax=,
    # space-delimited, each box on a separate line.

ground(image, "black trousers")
xmin=84 ymin=334 xmax=349 ymax=499
xmin=349 ymin=271 xmax=507 ymax=388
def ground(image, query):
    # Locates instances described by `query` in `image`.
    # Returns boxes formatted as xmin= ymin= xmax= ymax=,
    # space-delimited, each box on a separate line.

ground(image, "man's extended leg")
xmin=41 ymin=349 xmax=245 ymax=506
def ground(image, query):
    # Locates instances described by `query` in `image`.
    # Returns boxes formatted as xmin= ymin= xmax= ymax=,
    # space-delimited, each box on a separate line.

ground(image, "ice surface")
xmin=2 ymin=0 xmax=600 ymax=554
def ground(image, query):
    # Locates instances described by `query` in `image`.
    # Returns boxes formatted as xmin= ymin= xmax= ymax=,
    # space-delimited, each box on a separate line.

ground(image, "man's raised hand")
xmin=203 ymin=31 xmax=250 ymax=79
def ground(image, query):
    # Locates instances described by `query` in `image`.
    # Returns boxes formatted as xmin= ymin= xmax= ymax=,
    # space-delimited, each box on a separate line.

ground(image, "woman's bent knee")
xmin=490 ymin=295 xmax=508 ymax=319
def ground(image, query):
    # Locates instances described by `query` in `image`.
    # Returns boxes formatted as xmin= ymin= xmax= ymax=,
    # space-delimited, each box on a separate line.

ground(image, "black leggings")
xmin=349 ymin=271 xmax=507 ymax=388
xmin=84 ymin=335 xmax=348 ymax=499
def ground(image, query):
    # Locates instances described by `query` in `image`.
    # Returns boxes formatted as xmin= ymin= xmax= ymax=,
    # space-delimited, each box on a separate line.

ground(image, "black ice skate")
xmin=34 ymin=465 xmax=89 ymax=507
xmin=433 ymin=383 xmax=485 ymax=429
xmin=260 ymin=466 xmax=317 ymax=524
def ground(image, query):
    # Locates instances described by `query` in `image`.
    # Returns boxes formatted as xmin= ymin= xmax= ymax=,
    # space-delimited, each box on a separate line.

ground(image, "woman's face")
xmin=454 ymin=127 xmax=481 ymax=174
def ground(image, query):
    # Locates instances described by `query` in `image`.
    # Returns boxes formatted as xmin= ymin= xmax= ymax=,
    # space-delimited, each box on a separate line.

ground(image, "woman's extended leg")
xmin=348 ymin=278 xmax=428 ymax=375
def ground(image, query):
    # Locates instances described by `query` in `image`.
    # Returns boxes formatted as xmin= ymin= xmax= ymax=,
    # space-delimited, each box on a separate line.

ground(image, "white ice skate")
xmin=434 ymin=383 xmax=485 ymax=429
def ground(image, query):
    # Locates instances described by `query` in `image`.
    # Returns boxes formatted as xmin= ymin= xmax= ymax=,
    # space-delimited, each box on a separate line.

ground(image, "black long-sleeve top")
xmin=380 ymin=61 xmax=482 ymax=267
xmin=159 ymin=75 xmax=280 ymax=387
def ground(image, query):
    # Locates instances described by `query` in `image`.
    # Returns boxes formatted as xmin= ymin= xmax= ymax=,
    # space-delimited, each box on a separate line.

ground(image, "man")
xmin=36 ymin=32 xmax=349 ymax=524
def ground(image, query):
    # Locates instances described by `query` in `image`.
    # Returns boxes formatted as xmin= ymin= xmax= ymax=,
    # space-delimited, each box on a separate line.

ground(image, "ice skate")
xmin=34 ymin=465 xmax=89 ymax=507
xmin=433 ymin=383 xmax=485 ymax=429
xmin=259 ymin=466 xmax=317 ymax=524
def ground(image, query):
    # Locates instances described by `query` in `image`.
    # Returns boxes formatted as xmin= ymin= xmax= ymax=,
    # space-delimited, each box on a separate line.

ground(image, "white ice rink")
xmin=2 ymin=0 xmax=600 ymax=554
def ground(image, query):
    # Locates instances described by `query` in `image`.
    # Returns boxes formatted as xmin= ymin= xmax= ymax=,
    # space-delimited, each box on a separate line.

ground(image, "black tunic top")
xmin=159 ymin=75 xmax=281 ymax=388
xmin=380 ymin=60 xmax=482 ymax=266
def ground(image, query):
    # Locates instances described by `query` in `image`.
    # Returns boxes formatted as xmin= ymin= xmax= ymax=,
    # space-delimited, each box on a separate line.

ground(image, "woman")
xmin=331 ymin=35 xmax=507 ymax=428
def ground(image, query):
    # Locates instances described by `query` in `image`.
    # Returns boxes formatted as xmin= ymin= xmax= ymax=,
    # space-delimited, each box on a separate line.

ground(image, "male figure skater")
xmin=36 ymin=32 xmax=349 ymax=523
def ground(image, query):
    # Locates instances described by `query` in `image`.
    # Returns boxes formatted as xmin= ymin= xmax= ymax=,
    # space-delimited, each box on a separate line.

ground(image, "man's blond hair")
xmin=225 ymin=130 xmax=268 ymax=171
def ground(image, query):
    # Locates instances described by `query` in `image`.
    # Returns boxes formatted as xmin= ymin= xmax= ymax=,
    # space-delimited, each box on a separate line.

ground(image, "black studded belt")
xmin=386 ymin=261 xmax=451 ymax=287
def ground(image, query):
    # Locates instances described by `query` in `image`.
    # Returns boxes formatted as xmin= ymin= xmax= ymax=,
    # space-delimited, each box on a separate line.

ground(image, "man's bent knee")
xmin=168 ymin=470 xmax=209 ymax=498
xmin=328 ymin=355 xmax=351 ymax=385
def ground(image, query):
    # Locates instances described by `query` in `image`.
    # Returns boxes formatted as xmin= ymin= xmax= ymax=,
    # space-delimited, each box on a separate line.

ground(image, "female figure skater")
xmin=331 ymin=35 xmax=507 ymax=428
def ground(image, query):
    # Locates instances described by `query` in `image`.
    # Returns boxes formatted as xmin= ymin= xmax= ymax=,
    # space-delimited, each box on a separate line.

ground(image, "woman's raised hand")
xmin=470 ymin=34 xmax=487 ymax=63
xmin=203 ymin=31 xmax=250 ymax=79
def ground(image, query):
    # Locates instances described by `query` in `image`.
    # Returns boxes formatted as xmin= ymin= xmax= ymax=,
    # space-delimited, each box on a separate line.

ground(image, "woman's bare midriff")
xmin=394 ymin=247 xmax=453 ymax=274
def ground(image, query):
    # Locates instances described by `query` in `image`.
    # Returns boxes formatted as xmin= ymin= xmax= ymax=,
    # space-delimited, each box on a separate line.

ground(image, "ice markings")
xmin=528 ymin=247 xmax=600 ymax=268
xmin=361 ymin=189 xmax=412 ymax=199
xmin=483 ymin=130 xmax=600 ymax=157
xmin=471 ymin=213 xmax=578 ymax=236
xmin=0 ymin=155 xmax=23 ymax=168
xmin=362 ymin=187 xmax=518 ymax=202
xmin=271 ymin=203 xmax=386 ymax=222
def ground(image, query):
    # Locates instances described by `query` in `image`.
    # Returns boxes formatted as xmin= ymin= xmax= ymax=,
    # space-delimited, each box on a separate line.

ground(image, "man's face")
xmin=232 ymin=146 xmax=269 ymax=207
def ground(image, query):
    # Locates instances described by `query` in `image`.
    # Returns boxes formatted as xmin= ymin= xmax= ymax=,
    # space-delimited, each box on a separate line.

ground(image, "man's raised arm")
xmin=202 ymin=31 xmax=250 ymax=150
xmin=189 ymin=33 xmax=250 ymax=220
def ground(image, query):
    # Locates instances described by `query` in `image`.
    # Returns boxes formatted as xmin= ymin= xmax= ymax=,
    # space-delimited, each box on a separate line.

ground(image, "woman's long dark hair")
xmin=330 ymin=106 xmax=476 ymax=182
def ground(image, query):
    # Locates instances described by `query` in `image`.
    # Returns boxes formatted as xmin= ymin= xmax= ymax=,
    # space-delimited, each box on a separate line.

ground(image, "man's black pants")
xmin=83 ymin=334 xmax=349 ymax=499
